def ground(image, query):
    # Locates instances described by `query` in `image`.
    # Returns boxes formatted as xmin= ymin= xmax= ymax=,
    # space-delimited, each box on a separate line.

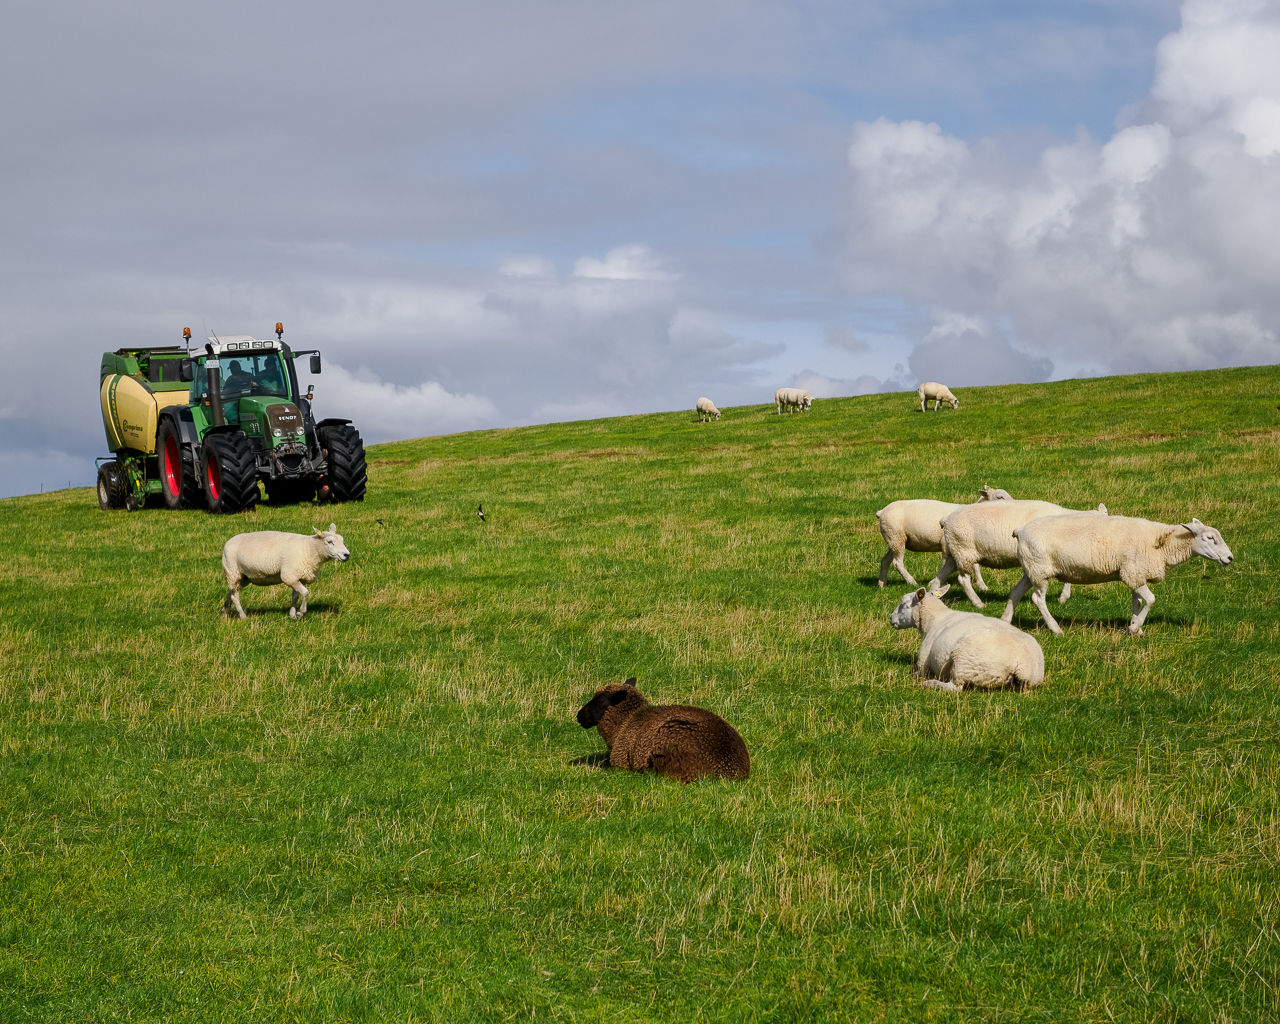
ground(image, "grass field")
xmin=2 ymin=366 xmax=1280 ymax=1022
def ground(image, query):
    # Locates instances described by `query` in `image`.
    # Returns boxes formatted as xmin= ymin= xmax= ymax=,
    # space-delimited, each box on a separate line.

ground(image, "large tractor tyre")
xmin=158 ymin=419 xmax=200 ymax=510
xmin=200 ymin=432 xmax=260 ymax=514
xmin=320 ymin=425 xmax=367 ymax=503
xmin=96 ymin=462 xmax=126 ymax=510
xmin=266 ymin=477 xmax=317 ymax=505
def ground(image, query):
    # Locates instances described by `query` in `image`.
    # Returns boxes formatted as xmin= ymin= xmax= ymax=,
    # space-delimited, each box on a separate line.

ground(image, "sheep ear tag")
xmin=914 ymin=588 xmax=926 ymax=599
xmin=930 ymin=584 xmax=950 ymax=598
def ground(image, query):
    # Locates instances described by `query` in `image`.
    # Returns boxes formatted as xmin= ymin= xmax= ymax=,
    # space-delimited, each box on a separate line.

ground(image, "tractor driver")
xmin=223 ymin=359 xmax=258 ymax=394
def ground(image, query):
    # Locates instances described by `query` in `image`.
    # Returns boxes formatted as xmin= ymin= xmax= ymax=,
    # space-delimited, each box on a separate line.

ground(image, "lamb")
xmin=221 ymin=523 xmax=351 ymax=620
xmin=1001 ymin=514 xmax=1234 ymax=635
xmin=930 ymin=499 xmax=1107 ymax=608
xmin=695 ymin=397 xmax=721 ymax=422
xmin=774 ymin=387 xmax=813 ymax=414
xmin=890 ymin=585 xmax=1045 ymax=692
xmin=875 ymin=485 xmax=1015 ymax=589
xmin=918 ymin=382 xmax=959 ymax=412
xmin=576 ymin=678 xmax=750 ymax=783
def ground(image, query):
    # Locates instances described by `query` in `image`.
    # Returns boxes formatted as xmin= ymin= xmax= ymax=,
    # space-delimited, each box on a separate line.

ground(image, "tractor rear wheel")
xmin=200 ymin=433 xmax=260 ymax=514
xmin=158 ymin=419 xmax=199 ymax=509
xmin=96 ymin=462 xmax=125 ymax=510
xmin=320 ymin=425 xmax=367 ymax=502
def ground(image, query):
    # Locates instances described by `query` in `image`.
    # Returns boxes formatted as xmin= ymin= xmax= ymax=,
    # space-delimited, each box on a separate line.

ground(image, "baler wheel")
xmin=200 ymin=433 xmax=260 ymax=514
xmin=96 ymin=462 xmax=126 ymax=510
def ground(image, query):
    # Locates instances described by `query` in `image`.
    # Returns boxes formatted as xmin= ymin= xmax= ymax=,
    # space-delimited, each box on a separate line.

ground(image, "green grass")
xmin=2 ymin=365 xmax=1280 ymax=1022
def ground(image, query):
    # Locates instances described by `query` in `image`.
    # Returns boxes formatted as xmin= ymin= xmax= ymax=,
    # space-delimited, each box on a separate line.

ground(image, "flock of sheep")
xmin=697 ymin=380 xmax=961 ymax=422
xmin=879 ymin=490 xmax=1234 ymax=691
xmin=213 ymin=379 xmax=1234 ymax=783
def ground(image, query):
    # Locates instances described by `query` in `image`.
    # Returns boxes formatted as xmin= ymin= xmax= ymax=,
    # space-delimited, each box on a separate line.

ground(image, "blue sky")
xmin=5 ymin=0 xmax=1279 ymax=498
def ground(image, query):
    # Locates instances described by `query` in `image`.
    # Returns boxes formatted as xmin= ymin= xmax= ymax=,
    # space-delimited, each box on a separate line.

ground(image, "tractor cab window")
xmin=221 ymin=352 xmax=288 ymax=398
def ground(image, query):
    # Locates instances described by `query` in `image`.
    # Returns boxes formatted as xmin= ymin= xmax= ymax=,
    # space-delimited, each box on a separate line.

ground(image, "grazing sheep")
xmin=1002 ymin=514 xmax=1234 ymax=635
xmin=918 ymin=382 xmax=960 ymax=412
xmin=875 ymin=486 xmax=1015 ymax=588
xmin=222 ymin=523 xmax=351 ymax=620
xmin=890 ymin=585 xmax=1045 ymax=692
xmin=695 ymin=397 xmax=721 ymax=422
xmin=576 ymin=678 xmax=750 ymax=783
xmin=774 ymin=387 xmax=813 ymax=414
xmin=930 ymin=500 xmax=1105 ymax=608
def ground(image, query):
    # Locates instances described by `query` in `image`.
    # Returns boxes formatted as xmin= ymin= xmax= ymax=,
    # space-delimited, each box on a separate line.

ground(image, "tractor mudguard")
xmin=315 ymin=417 xmax=352 ymax=429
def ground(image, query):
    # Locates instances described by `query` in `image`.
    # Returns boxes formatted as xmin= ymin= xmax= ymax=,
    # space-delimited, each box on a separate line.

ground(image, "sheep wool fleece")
xmin=576 ymin=681 xmax=750 ymax=784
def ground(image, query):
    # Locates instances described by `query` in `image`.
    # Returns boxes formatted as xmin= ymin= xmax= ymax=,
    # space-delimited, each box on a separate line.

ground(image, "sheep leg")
xmin=1002 ymin=573 xmax=1034 ymax=623
xmin=288 ymin=581 xmax=311 ymax=620
xmin=1058 ymin=582 xmax=1073 ymax=604
xmin=958 ymin=570 xmax=985 ymax=608
xmin=927 ymin=555 xmax=956 ymax=592
xmin=919 ymin=679 xmax=962 ymax=692
xmin=1029 ymin=582 xmax=1063 ymax=634
xmin=224 ymin=585 xmax=247 ymax=620
xmin=880 ymin=548 xmax=916 ymax=588
xmin=1128 ymin=584 xmax=1155 ymax=636
xmin=972 ymin=564 xmax=990 ymax=591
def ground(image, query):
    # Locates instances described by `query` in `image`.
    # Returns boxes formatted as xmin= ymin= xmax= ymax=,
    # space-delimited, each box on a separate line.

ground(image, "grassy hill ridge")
xmin=2 ymin=365 xmax=1279 ymax=1021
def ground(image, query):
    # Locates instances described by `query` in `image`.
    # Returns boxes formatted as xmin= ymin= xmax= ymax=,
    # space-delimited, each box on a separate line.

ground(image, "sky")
xmin=3 ymin=0 xmax=1278 ymax=498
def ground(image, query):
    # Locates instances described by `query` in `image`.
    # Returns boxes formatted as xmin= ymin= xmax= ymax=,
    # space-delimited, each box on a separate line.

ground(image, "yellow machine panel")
xmin=100 ymin=375 xmax=189 ymax=455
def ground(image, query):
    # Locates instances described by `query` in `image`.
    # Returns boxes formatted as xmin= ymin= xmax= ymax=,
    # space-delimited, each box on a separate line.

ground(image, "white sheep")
xmin=1001 ymin=514 xmax=1234 ymax=635
xmin=890 ymin=585 xmax=1045 ymax=692
xmin=918 ymin=382 xmax=959 ymax=412
xmin=695 ymin=397 xmax=721 ymax=422
xmin=774 ymin=387 xmax=813 ymax=414
xmin=222 ymin=523 xmax=351 ymax=620
xmin=875 ymin=485 xmax=1014 ymax=589
xmin=930 ymin=499 xmax=1105 ymax=608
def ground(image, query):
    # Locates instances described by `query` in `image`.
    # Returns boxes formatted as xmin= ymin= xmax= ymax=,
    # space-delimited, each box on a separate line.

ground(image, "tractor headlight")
xmin=273 ymin=428 xmax=282 ymax=437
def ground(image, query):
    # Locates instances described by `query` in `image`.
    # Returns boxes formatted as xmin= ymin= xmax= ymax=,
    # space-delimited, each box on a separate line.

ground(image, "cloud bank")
xmin=846 ymin=0 xmax=1280 ymax=382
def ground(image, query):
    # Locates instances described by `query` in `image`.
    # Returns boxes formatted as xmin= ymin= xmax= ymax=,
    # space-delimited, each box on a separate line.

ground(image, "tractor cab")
xmin=191 ymin=337 xmax=308 ymax=449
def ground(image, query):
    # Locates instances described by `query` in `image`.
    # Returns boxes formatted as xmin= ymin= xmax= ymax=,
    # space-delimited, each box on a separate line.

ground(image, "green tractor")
xmin=97 ymin=324 xmax=367 ymax=513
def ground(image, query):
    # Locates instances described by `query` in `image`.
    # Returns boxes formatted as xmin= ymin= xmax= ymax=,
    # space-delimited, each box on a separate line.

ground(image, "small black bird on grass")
xmin=477 ymin=504 xmax=486 ymax=523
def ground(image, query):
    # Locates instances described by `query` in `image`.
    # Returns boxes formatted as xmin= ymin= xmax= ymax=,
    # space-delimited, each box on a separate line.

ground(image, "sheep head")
xmin=1182 ymin=518 xmax=1234 ymax=566
xmin=889 ymin=585 xmax=950 ymax=630
xmin=576 ymin=677 xmax=648 ymax=730
xmin=315 ymin=523 xmax=351 ymax=562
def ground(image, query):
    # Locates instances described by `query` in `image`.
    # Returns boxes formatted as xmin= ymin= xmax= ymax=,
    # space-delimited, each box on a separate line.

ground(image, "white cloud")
xmin=308 ymin=363 xmax=499 ymax=442
xmin=572 ymin=244 xmax=677 ymax=281
xmin=845 ymin=0 xmax=1280 ymax=378
xmin=791 ymin=369 xmax=900 ymax=399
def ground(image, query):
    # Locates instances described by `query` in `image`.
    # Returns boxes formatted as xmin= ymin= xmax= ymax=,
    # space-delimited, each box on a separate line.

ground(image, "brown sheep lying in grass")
xmin=575 ymin=678 xmax=750 ymax=784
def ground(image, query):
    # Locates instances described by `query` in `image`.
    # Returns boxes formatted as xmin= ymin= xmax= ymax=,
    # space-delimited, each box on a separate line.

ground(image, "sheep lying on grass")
xmin=875 ymin=486 xmax=1014 ymax=588
xmin=931 ymin=499 xmax=1104 ymax=608
xmin=576 ymin=678 xmax=750 ymax=783
xmin=695 ymin=397 xmax=721 ymax=422
xmin=918 ymin=382 xmax=959 ymax=412
xmin=774 ymin=387 xmax=813 ymax=414
xmin=890 ymin=586 xmax=1045 ymax=693
xmin=1002 ymin=514 xmax=1235 ymax=635
xmin=222 ymin=523 xmax=351 ymax=620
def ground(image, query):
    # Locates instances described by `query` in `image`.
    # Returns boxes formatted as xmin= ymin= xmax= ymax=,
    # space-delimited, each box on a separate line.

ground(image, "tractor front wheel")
xmin=158 ymin=419 xmax=200 ymax=509
xmin=96 ymin=462 xmax=125 ymax=510
xmin=200 ymin=433 xmax=260 ymax=514
xmin=320 ymin=424 xmax=367 ymax=503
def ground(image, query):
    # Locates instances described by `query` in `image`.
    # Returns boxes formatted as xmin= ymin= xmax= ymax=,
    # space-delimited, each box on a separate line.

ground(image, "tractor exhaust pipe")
xmin=204 ymin=344 xmax=226 ymax=428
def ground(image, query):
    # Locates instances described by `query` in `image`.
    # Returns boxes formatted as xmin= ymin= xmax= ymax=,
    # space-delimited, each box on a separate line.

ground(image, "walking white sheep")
xmin=221 ymin=524 xmax=351 ymax=620
xmin=918 ymin=382 xmax=959 ymax=412
xmin=774 ymin=387 xmax=813 ymax=413
xmin=875 ymin=486 xmax=1014 ymax=588
xmin=930 ymin=499 xmax=1103 ymax=608
xmin=890 ymin=585 xmax=1045 ymax=692
xmin=1001 ymin=514 xmax=1235 ymax=635
xmin=695 ymin=397 xmax=721 ymax=422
